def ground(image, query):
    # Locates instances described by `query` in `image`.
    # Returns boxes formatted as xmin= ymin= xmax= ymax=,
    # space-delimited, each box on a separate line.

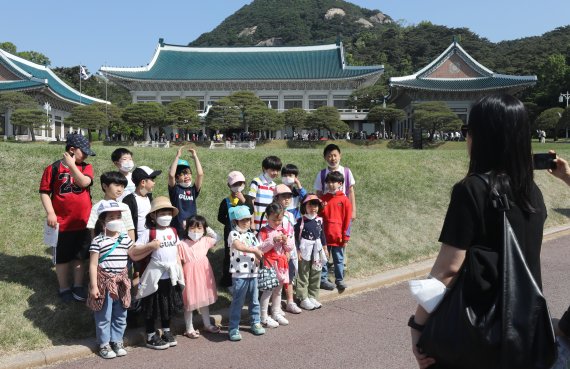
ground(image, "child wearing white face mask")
xmin=178 ymin=215 xmax=221 ymax=338
xmin=168 ymin=147 xmax=204 ymax=236
xmin=130 ymin=196 xmax=185 ymax=350
xmin=88 ymin=200 xmax=134 ymax=359
xmin=217 ymin=171 xmax=253 ymax=287
xmin=112 ymin=148 xmax=136 ymax=201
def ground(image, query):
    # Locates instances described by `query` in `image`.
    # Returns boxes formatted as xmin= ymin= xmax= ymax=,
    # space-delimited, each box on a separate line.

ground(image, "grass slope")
xmin=1 ymin=141 xmax=569 ymax=354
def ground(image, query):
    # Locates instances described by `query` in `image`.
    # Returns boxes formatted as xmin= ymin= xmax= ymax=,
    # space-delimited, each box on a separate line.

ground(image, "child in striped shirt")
xmin=246 ymin=156 xmax=282 ymax=232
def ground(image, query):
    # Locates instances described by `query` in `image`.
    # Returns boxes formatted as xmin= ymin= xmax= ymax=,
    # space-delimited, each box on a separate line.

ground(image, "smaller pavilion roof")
xmin=389 ymin=41 xmax=536 ymax=93
xmin=100 ymin=40 xmax=383 ymax=82
xmin=0 ymin=49 xmax=109 ymax=105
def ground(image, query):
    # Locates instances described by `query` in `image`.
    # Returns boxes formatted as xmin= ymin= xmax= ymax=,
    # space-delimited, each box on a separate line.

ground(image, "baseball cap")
xmin=66 ymin=133 xmax=95 ymax=156
xmin=132 ymin=166 xmax=162 ymax=184
xmin=274 ymin=184 xmax=292 ymax=196
xmin=177 ymin=159 xmax=191 ymax=170
xmin=229 ymin=205 xmax=251 ymax=221
xmin=96 ymin=200 xmax=125 ymax=216
xmin=227 ymin=171 xmax=246 ymax=186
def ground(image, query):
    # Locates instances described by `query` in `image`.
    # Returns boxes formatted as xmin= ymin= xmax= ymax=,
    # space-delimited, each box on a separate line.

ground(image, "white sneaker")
xmin=309 ymin=298 xmax=322 ymax=309
xmin=273 ymin=313 xmax=289 ymax=326
xmin=300 ymin=298 xmax=316 ymax=310
xmin=262 ymin=316 xmax=279 ymax=328
xmin=285 ymin=302 xmax=302 ymax=314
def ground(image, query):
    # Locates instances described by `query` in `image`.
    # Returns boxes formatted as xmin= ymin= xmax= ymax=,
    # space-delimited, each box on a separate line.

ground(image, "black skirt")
xmin=141 ymin=279 xmax=184 ymax=321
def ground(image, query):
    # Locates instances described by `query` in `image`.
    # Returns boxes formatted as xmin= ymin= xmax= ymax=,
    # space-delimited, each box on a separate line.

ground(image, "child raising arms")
xmin=178 ymin=215 xmax=221 ymax=338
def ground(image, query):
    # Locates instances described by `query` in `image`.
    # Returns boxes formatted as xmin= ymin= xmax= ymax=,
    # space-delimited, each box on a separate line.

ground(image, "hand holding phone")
xmin=533 ymin=153 xmax=557 ymax=170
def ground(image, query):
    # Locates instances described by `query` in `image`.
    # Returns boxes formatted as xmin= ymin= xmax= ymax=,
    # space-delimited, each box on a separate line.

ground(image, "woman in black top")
xmin=410 ymin=94 xmax=547 ymax=369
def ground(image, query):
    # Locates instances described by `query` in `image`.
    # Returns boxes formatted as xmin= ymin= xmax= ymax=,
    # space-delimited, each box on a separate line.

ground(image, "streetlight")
xmin=43 ymin=102 xmax=51 ymax=138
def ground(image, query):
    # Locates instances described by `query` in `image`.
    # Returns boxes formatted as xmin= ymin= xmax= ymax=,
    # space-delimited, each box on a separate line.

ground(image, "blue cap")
xmin=229 ymin=205 xmax=251 ymax=221
xmin=66 ymin=133 xmax=95 ymax=156
xmin=177 ymin=159 xmax=190 ymax=169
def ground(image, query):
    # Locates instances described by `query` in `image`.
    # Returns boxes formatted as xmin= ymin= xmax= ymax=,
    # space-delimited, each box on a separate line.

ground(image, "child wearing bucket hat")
xmin=129 ymin=196 xmax=185 ymax=350
xmin=217 ymin=170 xmax=253 ymax=287
xmin=168 ymin=146 xmax=204 ymax=235
xmin=227 ymin=205 xmax=265 ymax=341
xmin=87 ymin=200 xmax=134 ymax=359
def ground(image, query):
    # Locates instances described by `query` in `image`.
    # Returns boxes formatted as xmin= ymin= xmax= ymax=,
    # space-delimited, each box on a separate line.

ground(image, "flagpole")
xmin=79 ymin=64 xmax=82 ymax=104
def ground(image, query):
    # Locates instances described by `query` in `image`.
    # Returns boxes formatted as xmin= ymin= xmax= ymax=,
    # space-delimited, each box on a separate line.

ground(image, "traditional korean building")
xmin=0 ymin=49 xmax=109 ymax=140
xmin=388 ymin=39 xmax=537 ymax=138
xmin=101 ymin=39 xmax=383 ymax=136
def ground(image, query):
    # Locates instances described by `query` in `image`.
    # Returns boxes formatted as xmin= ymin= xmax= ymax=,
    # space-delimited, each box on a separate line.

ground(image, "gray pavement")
xmin=3 ymin=227 xmax=570 ymax=369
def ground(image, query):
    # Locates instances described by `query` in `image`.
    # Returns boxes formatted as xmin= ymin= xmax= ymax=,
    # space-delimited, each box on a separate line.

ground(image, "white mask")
xmin=234 ymin=224 xmax=247 ymax=233
xmin=105 ymin=219 xmax=123 ymax=232
xmin=120 ymin=160 xmax=134 ymax=173
xmin=156 ymin=215 xmax=172 ymax=227
xmin=281 ymin=177 xmax=295 ymax=186
xmin=231 ymin=184 xmax=245 ymax=193
xmin=139 ymin=187 xmax=149 ymax=196
xmin=329 ymin=160 xmax=341 ymax=169
xmin=187 ymin=231 xmax=203 ymax=241
xmin=178 ymin=181 xmax=192 ymax=188
xmin=304 ymin=213 xmax=317 ymax=220
xmin=264 ymin=172 xmax=274 ymax=182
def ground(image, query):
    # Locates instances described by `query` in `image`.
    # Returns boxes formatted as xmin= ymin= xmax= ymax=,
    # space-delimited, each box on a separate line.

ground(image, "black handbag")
xmin=417 ymin=175 xmax=557 ymax=369
xmin=257 ymin=257 xmax=279 ymax=291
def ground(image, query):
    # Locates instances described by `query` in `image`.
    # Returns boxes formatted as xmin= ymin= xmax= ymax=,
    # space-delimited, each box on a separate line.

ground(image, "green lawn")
xmin=1 ymin=140 xmax=570 ymax=355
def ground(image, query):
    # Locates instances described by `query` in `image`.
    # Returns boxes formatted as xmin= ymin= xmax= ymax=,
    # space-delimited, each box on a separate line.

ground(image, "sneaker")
xmin=58 ymin=289 xmax=74 ymax=303
xmin=229 ymin=329 xmax=242 ymax=341
xmin=272 ymin=314 xmax=289 ymax=326
xmin=250 ymin=323 xmax=266 ymax=336
xmin=146 ymin=332 xmax=169 ymax=350
xmin=309 ymin=297 xmax=322 ymax=309
xmin=285 ymin=302 xmax=302 ymax=314
xmin=110 ymin=342 xmax=127 ymax=357
xmin=161 ymin=330 xmax=177 ymax=347
xmin=261 ymin=316 xmax=279 ymax=328
xmin=320 ymin=280 xmax=335 ymax=290
xmin=99 ymin=344 xmax=117 ymax=359
xmin=336 ymin=280 xmax=347 ymax=291
xmin=300 ymin=298 xmax=316 ymax=310
xmin=71 ymin=286 xmax=87 ymax=301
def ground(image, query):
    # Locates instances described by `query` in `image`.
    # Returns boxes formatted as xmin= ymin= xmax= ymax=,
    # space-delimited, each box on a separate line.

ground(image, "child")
xmin=319 ymin=171 xmax=352 ymax=291
xmin=227 ymin=205 xmax=265 ymax=341
xmin=168 ymin=147 xmax=204 ymax=235
xmin=129 ymin=196 xmax=185 ymax=350
xmin=273 ymin=184 xmax=302 ymax=314
xmin=281 ymin=164 xmax=307 ymax=221
xmin=217 ymin=171 xmax=253 ymax=287
xmin=295 ymin=194 xmax=327 ymax=310
xmin=87 ymin=172 xmax=135 ymax=242
xmin=39 ymin=133 xmax=95 ymax=302
xmin=111 ymin=148 xmax=135 ymax=202
xmin=122 ymin=166 xmax=162 ymax=242
xmin=87 ymin=200 xmax=134 ymax=359
xmin=178 ymin=215 xmax=221 ymax=338
xmin=258 ymin=203 xmax=294 ymax=327
xmin=247 ymin=155 xmax=282 ymax=232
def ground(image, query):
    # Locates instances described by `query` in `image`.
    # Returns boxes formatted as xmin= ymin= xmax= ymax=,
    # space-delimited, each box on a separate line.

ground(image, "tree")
xmin=166 ymin=98 xmax=200 ymax=139
xmin=10 ymin=109 xmax=47 ymax=141
xmin=246 ymin=107 xmax=284 ymax=136
xmin=16 ymin=51 xmax=50 ymax=66
xmin=308 ymin=106 xmax=349 ymax=137
xmin=68 ymin=104 xmax=109 ymax=141
xmin=558 ymin=107 xmax=570 ymax=139
xmin=205 ymin=99 xmax=242 ymax=132
xmin=536 ymin=107 xmax=564 ymax=139
xmin=412 ymin=102 xmax=462 ymax=140
xmin=282 ymin=108 xmax=308 ymax=132
xmin=0 ymin=91 xmax=38 ymax=112
xmin=226 ymin=91 xmax=266 ymax=131
xmin=0 ymin=42 xmax=17 ymax=54
xmin=367 ymin=105 xmax=406 ymax=133
xmin=121 ymin=102 xmax=165 ymax=140
xmin=348 ymin=83 xmax=388 ymax=111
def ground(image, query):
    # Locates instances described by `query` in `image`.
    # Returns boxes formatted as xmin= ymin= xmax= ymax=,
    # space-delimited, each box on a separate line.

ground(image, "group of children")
xmin=40 ymin=133 xmax=355 ymax=358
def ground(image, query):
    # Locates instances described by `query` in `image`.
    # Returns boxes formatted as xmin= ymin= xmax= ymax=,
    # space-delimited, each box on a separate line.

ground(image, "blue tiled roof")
xmin=390 ymin=76 xmax=537 ymax=92
xmin=0 ymin=50 xmax=108 ymax=105
xmin=102 ymin=43 xmax=383 ymax=81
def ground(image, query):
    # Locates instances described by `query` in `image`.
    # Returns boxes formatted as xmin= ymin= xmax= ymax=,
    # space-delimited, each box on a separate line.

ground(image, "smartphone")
xmin=533 ymin=153 xmax=556 ymax=170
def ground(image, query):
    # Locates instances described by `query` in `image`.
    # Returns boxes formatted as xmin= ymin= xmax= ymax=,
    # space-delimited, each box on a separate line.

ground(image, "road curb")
xmin=2 ymin=223 xmax=569 ymax=368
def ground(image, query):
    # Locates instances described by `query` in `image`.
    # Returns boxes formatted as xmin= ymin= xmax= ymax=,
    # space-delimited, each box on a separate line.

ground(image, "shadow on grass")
xmin=0 ymin=253 xmax=94 ymax=346
xmin=553 ymin=208 xmax=570 ymax=218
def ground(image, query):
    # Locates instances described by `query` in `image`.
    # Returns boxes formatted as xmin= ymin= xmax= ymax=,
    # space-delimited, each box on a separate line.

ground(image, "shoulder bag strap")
xmin=98 ymin=234 xmax=124 ymax=264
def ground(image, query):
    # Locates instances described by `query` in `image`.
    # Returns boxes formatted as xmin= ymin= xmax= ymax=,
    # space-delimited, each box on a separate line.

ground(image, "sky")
xmin=2 ymin=0 xmax=569 ymax=75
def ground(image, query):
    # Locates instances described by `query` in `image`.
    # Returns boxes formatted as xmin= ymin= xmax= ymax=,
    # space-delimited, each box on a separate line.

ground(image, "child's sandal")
xmin=183 ymin=330 xmax=200 ymax=339
xmin=204 ymin=325 xmax=221 ymax=334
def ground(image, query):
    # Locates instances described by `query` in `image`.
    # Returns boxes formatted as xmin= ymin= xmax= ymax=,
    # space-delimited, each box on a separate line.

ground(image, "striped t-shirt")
xmin=248 ymin=175 xmax=276 ymax=231
xmin=90 ymin=233 xmax=133 ymax=273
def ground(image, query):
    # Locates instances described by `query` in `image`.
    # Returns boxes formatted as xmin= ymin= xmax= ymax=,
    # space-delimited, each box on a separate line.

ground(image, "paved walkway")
xmin=4 ymin=228 xmax=570 ymax=369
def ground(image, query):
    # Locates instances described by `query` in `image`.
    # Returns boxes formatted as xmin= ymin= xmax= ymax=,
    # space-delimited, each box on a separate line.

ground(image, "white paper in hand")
xmin=44 ymin=222 xmax=58 ymax=248
xmin=408 ymin=278 xmax=447 ymax=313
